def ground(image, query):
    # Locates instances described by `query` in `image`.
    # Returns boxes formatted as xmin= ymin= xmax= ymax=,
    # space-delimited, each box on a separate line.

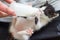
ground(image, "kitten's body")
xmin=9 ymin=1 xmax=59 ymax=40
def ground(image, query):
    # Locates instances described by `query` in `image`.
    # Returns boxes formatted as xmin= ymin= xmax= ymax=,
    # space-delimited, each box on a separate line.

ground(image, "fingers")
xmin=0 ymin=11 xmax=8 ymax=17
xmin=5 ymin=0 xmax=14 ymax=4
xmin=6 ymin=7 xmax=16 ymax=16
xmin=0 ymin=1 xmax=16 ymax=16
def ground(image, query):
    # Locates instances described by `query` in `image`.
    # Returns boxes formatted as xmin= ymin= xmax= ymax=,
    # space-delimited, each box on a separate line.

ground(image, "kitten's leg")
xmin=17 ymin=28 xmax=34 ymax=40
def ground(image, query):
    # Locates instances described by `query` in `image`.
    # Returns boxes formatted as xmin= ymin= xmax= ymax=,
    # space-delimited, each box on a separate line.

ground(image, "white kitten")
xmin=9 ymin=1 xmax=59 ymax=40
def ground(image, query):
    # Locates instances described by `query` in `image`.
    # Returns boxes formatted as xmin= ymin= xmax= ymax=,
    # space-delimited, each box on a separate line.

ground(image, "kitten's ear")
xmin=40 ymin=6 xmax=46 ymax=10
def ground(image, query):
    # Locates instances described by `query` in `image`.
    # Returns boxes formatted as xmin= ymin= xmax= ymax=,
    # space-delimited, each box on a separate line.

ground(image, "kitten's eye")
xmin=23 ymin=17 xmax=27 ymax=19
xmin=17 ymin=16 xmax=20 ymax=17
xmin=17 ymin=16 xmax=27 ymax=19
xmin=20 ymin=16 xmax=27 ymax=19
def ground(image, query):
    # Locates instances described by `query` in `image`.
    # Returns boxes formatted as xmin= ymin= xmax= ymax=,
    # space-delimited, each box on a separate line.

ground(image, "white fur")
xmin=9 ymin=1 xmax=46 ymax=16
xmin=9 ymin=1 xmax=59 ymax=40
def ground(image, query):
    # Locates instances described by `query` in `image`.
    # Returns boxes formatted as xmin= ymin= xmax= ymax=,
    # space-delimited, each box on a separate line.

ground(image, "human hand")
xmin=0 ymin=1 xmax=16 ymax=17
xmin=5 ymin=0 xmax=14 ymax=4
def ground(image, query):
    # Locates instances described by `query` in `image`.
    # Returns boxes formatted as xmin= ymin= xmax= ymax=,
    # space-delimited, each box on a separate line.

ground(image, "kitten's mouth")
xmin=49 ymin=13 xmax=57 ymax=18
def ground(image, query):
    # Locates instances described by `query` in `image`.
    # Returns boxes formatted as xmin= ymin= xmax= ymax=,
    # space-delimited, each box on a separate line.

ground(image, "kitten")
xmin=8 ymin=1 xmax=59 ymax=40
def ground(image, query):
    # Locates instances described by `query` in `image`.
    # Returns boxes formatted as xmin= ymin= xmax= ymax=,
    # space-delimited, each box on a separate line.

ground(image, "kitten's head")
xmin=40 ymin=1 xmax=59 ymax=19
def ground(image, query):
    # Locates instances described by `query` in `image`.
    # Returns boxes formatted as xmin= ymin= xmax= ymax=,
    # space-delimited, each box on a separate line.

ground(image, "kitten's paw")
xmin=26 ymin=28 xmax=34 ymax=36
xmin=17 ymin=28 xmax=34 ymax=36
